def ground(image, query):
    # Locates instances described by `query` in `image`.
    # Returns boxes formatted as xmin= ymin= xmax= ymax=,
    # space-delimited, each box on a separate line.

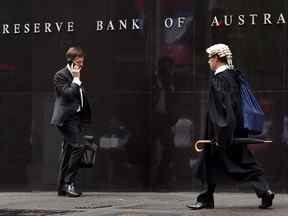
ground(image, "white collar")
xmin=214 ymin=65 xmax=229 ymax=75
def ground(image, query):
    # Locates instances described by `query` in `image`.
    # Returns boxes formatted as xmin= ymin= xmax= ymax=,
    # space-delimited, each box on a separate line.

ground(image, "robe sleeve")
xmin=208 ymin=76 xmax=236 ymax=147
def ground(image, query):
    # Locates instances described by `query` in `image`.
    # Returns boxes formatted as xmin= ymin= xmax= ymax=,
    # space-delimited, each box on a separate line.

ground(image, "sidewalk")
xmin=0 ymin=192 xmax=287 ymax=216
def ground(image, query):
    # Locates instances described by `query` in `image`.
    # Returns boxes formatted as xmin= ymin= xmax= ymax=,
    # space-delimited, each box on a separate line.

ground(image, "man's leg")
xmin=57 ymin=115 xmax=83 ymax=197
xmin=197 ymin=184 xmax=216 ymax=201
xmin=187 ymin=184 xmax=216 ymax=210
xmin=64 ymin=145 xmax=83 ymax=185
xmin=250 ymin=175 xmax=275 ymax=209
xmin=56 ymin=141 xmax=72 ymax=196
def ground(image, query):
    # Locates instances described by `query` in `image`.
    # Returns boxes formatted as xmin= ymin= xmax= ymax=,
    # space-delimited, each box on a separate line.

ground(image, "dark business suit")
xmin=51 ymin=66 xmax=91 ymax=193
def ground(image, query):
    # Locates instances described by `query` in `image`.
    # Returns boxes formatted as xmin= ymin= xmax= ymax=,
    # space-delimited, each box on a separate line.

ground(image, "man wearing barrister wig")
xmin=186 ymin=44 xmax=275 ymax=210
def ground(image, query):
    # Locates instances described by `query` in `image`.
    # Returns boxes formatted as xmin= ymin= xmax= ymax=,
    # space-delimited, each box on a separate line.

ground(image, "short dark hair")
xmin=65 ymin=47 xmax=85 ymax=63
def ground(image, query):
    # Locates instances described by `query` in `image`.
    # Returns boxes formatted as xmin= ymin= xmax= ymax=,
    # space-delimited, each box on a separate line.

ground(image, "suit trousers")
xmin=56 ymin=113 xmax=83 ymax=190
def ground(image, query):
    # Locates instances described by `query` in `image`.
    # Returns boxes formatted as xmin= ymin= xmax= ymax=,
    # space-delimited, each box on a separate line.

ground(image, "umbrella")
xmin=194 ymin=138 xmax=272 ymax=152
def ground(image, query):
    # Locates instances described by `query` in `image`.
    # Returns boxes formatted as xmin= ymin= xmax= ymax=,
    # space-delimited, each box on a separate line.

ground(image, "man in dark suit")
xmin=51 ymin=47 xmax=91 ymax=197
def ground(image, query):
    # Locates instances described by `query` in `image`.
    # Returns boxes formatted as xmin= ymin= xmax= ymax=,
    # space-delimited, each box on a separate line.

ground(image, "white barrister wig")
xmin=206 ymin=43 xmax=234 ymax=69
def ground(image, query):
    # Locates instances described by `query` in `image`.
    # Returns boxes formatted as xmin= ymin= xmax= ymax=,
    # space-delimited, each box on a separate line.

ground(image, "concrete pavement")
xmin=0 ymin=192 xmax=287 ymax=215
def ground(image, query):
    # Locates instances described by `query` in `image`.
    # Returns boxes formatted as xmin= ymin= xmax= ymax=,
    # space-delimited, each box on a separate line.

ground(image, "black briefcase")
xmin=80 ymin=135 xmax=98 ymax=168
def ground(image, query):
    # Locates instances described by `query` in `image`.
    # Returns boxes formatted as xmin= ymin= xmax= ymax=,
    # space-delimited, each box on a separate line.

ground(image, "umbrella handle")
xmin=194 ymin=140 xmax=212 ymax=152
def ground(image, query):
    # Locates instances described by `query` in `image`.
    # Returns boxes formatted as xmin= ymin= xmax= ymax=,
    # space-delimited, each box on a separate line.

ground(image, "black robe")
xmin=193 ymin=69 xmax=264 ymax=185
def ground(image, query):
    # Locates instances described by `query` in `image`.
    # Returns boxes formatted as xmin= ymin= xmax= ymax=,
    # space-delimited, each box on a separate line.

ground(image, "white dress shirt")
xmin=67 ymin=64 xmax=84 ymax=112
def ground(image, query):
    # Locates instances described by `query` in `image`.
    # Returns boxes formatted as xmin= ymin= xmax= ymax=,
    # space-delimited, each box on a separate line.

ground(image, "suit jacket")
xmin=50 ymin=66 xmax=91 ymax=126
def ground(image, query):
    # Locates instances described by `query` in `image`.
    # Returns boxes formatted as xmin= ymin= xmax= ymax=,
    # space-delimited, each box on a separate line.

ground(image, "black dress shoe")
xmin=186 ymin=201 xmax=214 ymax=210
xmin=65 ymin=184 xmax=81 ymax=198
xmin=259 ymin=190 xmax=275 ymax=209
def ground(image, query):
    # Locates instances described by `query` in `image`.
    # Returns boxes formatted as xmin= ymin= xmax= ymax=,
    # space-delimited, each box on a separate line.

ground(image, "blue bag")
xmin=237 ymin=71 xmax=264 ymax=135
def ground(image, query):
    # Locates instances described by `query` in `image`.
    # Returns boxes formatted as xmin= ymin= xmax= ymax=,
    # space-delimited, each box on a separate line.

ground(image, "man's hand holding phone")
xmin=71 ymin=63 xmax=81 ymax=79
